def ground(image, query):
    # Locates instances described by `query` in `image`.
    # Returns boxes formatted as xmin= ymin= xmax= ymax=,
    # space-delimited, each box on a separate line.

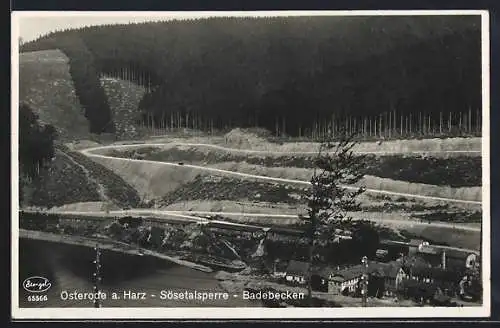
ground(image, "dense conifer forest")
xmin=20 ymin=16 xmax=482 ymax=137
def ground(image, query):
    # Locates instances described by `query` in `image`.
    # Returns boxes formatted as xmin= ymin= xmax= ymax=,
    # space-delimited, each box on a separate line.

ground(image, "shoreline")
xmin=19 ymin=229 xmax=213 ymax=273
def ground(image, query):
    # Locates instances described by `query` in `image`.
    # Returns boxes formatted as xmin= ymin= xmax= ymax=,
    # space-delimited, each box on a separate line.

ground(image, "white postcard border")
xmin=11 ymin=9 xmax=491 ymax=320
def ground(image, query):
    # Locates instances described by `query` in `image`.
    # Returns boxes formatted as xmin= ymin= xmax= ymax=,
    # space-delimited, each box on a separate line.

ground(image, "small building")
xmin=404 ymin=264 xmax=463 ymax=289
xmin=285 ymin=260 xmax=310 ymax=285
xmin=416 ymin=246 xmax=480 ymax=272
xmin=399 ymin=279 xmax=439 ymax=303
xmin=328 ymin=265 xmax=367 ymax=295
xmin=323 ymin=261 xmax=407 ymax=297
xmin=380 ymin=262 xmax=407 ymax=296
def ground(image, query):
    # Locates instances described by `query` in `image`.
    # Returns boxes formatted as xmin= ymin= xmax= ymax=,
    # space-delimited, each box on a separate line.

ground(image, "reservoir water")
xmin=18 ymin=238 xmax=259 ymax=308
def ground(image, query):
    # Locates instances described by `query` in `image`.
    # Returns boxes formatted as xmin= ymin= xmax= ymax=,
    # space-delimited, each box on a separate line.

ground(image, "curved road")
xmin=81 ymin=142 xmax=482 ymax=205
xmin=41 ymin=208 xmax=481 ymax=233
xmin=83 ymin=141 xmax=481 ymax=156
xmin=23 ymin=139 xmax=481 ymax=255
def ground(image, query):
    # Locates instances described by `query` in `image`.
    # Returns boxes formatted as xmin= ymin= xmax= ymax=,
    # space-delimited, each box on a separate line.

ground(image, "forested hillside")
xmin=20 ymin=16 xmax=482 ymax=138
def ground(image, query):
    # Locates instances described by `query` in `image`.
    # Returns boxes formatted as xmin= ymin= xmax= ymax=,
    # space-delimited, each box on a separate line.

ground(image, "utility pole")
xmin=361 ymin=256 xmax=369 ymax=307
xmin=93 ymin=244 xmax=102 ymax=308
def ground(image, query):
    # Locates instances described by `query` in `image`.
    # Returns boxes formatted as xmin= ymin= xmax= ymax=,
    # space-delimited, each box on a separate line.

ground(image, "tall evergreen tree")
xmin=303 ymin=133 xmax=367 ymax=305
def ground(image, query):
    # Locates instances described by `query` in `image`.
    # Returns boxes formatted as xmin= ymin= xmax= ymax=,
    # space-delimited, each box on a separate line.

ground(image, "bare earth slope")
xmin=19 ymin=50 xmax=90 ymax=140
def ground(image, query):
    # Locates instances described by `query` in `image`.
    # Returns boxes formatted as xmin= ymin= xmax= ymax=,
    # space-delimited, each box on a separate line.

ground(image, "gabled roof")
xmin=407 ymin=265 xmax=462 ymax=282
xmin=328 ymin=260 xmax=405 ymax=282
xmin=331 ymin=265 xmax=366 ymax=281
xmin=383 ymin=262 xmax=405 ymax=278
xmin=330 ymin=276 xmax=346 ymax=283
xmin=286 ymin=260 xmax=310 ymax=275
xmin=315 ymin=266 xmax=338 ymax=278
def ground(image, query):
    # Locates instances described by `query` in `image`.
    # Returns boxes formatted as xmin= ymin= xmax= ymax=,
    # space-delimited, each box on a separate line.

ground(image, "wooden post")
xmin=361 ymin=256 xmax=368 ymax=307
xmin=93 ymin=244 xmax=102 ymax=308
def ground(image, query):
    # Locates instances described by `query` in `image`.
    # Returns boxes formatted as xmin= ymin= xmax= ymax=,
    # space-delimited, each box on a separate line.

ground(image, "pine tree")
xmin=302 ymin=132 xmax=367 ymax=305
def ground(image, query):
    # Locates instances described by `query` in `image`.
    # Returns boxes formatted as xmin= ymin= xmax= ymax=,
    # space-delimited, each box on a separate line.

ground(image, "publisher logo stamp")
xmin=23 ymin=276 xmax=52 ymax=293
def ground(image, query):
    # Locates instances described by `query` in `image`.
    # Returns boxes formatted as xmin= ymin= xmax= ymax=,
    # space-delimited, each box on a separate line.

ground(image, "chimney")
xmin=441 ymin=251 xmax=446 ymax=270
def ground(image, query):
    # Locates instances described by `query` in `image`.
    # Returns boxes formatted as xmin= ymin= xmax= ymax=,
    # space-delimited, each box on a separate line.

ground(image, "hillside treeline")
xmin=19 ymin=103 xmax=57 ymax=180
xmin=21 ymin=16 xmax=481 ymax=137
xmin=19 ymin=103 xmax=57 ymax=203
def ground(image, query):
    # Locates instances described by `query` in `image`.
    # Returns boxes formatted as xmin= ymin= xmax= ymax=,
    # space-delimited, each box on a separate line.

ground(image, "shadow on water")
xmin=19 ymin=238 xmax=57 ymax=284
xmin=18 ymin=238 xmax=261 ymax=308
xmin=19 ymin=239 xmax=177 ymax=288
xmin=58 ymin=244 xmax=176 ymax=287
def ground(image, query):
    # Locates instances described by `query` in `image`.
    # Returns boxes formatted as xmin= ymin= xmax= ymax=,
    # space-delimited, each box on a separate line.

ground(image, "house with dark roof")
xmin=399 ymin=279 xmax=440 ymax=303
xmin=327 ymin=264 xmax=368 ymax=295
xmin=374 ymin=261 xmax=407 ymax=296
xmin=416 ymin=246 xmax=480 ymax=271
xmin=403 ymin=262 xmax=465 ymax=297
xmin=319 ymin=260 xmax=407 ymax=296
xmin=285 ymin=260 xmax=310 ymax=285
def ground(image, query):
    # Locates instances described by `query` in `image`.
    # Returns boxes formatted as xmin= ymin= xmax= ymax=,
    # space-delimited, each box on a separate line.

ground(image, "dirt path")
xmin=57 ymin=150 xmax=110 ymax=203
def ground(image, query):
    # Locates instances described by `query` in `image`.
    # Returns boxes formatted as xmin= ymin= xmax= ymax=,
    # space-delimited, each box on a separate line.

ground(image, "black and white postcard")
xmin=11 ymin=10 xmax=491 ymax=319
